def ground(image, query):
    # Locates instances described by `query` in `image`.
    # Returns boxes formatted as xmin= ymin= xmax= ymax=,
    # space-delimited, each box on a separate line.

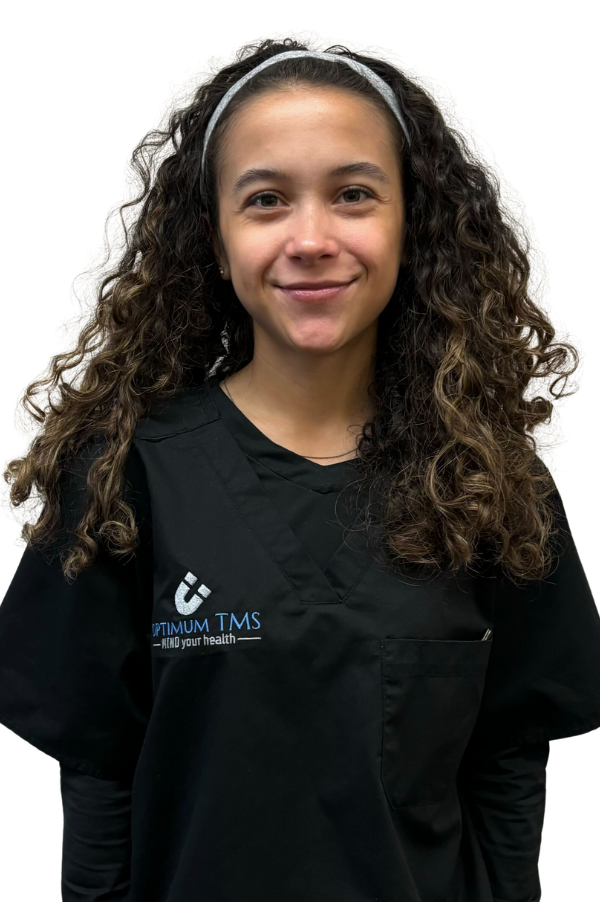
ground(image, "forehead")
xmin=217 ymin=86 xmax=399 ymax=183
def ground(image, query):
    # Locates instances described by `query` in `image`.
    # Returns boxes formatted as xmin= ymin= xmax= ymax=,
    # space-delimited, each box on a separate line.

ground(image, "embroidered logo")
xmin=174 ymin=571 xmax=212 ymax=615
xmin=151 ymin=569 xmax=261 ymax=653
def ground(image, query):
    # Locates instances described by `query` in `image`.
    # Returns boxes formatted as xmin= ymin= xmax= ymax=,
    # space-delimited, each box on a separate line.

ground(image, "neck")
xmin=220 ymin=333 xmax=377 ymax=460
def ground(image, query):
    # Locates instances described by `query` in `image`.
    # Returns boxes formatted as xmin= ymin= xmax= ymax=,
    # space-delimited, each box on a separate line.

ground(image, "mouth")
xmin=275 ymin=278 xmax=358 ymax=303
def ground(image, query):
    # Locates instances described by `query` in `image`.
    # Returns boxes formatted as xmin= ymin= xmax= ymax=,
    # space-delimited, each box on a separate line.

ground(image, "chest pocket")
xmin=380 ymin=636 xmax=493 ymax=809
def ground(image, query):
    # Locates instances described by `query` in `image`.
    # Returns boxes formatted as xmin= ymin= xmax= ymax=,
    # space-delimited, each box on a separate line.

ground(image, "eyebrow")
xmin=231 ymin=161 xmax=391 ymax=197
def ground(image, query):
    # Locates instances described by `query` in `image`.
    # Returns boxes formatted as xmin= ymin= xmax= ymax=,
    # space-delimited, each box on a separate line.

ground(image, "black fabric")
xmin=457 ymin=740 xmax=550 ymax=902
xmin=0 ymin=375 xmax=598 ymax=902
xmin=0 ymin=442 xmax=153 ymax=781
xmin=60 ymin=762 xmax=134 ymax=901
xmin=59 ymin=745 xmax=551 ymax=902
xmin=466 ymin=485 xmax=600 ymax=750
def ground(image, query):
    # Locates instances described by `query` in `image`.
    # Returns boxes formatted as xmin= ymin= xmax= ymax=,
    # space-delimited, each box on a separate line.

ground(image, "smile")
xmin=275 ymin=279 xmax=357 ymax=303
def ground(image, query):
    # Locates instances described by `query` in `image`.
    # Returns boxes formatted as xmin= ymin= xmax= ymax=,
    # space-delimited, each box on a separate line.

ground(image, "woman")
xmin=0 ymin=36 xmax=599 ymax=902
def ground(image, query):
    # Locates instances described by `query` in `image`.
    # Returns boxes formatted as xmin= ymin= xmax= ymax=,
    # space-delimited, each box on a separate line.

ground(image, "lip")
xmin=276 ymin=278 xmax=357 ymax=303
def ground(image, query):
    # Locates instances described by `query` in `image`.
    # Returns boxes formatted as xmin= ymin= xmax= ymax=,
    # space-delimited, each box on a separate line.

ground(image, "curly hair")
xmin=3 ymin=35 xmax=578 ymax=583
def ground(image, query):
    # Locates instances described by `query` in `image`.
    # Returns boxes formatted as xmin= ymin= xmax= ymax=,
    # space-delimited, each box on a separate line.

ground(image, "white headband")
xmin=200 ymin=49 xmax=411 ymax=185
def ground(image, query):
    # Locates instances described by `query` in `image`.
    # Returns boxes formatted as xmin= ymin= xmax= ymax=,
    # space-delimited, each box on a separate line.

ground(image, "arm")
xmin=457 ymin=738 xmax=550 ymax=902
xmin=60 ymin=762 xmax=134 ymax=902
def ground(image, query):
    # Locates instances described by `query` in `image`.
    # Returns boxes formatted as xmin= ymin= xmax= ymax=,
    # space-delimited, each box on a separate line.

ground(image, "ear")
xmin=211 ymin=234 xmax=223 ymax=270
xmin=203 ymin=213 xmax=228 ymax=277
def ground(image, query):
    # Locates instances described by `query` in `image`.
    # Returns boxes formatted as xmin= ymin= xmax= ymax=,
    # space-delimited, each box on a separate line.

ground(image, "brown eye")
xmin=247 ymin=192 xmax=281 ymax=208
xmin=246 ymin=186 xmax=374 ymax=208
xmin=340 ymin=186 xmax=374 ymax=203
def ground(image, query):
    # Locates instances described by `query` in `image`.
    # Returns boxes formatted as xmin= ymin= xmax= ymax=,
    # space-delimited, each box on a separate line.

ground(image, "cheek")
xmin=228 ymin=249 xmax=273 ymax=316
xmin=232 ymin=219 xmax=399 ymax=279
xmin=234 ymin=232 xmax=275 ymax=272
xmin=347 ymin=227 xmax=399 ymax=277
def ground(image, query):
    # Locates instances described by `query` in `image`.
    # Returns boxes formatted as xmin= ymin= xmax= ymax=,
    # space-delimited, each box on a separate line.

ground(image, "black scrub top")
xmin=2 ymin=375 xmax=600 ymax=902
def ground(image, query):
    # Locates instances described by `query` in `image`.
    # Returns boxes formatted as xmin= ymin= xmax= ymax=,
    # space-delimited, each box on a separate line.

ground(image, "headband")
xmin=200 ymin=49 xmax=411 ymax=185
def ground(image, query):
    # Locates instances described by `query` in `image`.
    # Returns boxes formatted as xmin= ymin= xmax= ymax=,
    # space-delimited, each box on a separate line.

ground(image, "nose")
xmin=283 ymin=202 xmax=341 ymax=263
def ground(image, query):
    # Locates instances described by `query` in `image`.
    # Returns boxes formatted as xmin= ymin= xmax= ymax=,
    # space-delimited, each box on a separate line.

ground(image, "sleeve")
xmin=0 ymin=439 xmax=153 ymax=781
xmin=457 ymin=740 xmax=549 ymax=902
xmin=469 ymin=477 xmax=600 ymax=752
xmin=60 ymin=762 xmax=134 ymax=902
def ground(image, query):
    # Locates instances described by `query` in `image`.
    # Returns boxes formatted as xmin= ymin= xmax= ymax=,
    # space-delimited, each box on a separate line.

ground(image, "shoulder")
xmin=530 ymin=453 xmax=567 ymax=532
xmin=133 ymin=383 xmax=219 ymax=442
xmin=53 ymin=424 xmax=160 ymax=539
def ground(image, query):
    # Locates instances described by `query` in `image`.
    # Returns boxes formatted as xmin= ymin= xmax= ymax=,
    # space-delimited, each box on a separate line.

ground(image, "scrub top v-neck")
xmin=1 ymin=377 xmax=600 ymax=902
xmin=201 ymin=377 xmax=377 ymax=607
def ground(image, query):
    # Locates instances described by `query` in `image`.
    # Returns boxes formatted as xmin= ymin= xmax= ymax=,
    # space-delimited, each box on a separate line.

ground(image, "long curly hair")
xmin=3 ymin=36 xmax=578 ymax=583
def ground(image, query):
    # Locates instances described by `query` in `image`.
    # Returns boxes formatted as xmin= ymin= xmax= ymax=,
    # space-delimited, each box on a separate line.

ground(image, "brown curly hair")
xmin=3 ymin=36 xmax=578 ymax=583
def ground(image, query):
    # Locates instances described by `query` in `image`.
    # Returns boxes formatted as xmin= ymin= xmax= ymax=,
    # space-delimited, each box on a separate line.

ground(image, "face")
xmin=212 ymin=86 xmax=406 ymax=356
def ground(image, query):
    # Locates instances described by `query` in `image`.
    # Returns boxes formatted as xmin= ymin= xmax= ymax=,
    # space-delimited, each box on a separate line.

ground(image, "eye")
xmin=245 ymin=185 xmax=375 ymax=208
